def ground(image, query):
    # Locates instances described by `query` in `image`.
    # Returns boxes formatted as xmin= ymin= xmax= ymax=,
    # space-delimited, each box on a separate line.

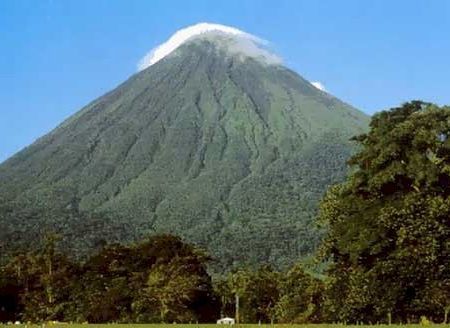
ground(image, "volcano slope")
xmin=0 ymin=34 xmax=369 ymax=271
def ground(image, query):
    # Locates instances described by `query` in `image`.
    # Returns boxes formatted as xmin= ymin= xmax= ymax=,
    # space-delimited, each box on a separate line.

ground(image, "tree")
xmin=75 ymin=243 xmax=134 ymax=323
xmin=77 ymin=234 xmax=218 ymax=323
xmin=0 ymin=233 xmax=218 ymax=323
xmin=145 ymin=257 xmax=198 ymax=322
xmin=218 ymin=266 xmax=280 ymax=323
xmin=318 ymin=101 xmax=450 ymax=323
xmin=1 ymin=234 xmax=80 ymax=322
xmin=0 ymin=266 xmax=22 ymax=322
xmin=274 ymin=263 xmax=324 ymax=323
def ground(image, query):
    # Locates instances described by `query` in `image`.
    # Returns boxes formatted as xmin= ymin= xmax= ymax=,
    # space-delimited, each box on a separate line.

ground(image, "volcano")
xmin=0 ymin=23 xmax=369 ymax=271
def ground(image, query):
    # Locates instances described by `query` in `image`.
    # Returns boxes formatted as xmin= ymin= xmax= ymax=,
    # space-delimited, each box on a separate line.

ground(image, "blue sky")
xmin=1 ymin=0 xmax=449 ymax=162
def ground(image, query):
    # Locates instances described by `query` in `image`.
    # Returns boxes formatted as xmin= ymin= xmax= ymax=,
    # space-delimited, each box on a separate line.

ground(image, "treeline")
xmin=0 ymin=234 xmax=218 ymax=323
xmin=1 ymin=101 xmax=450 ymax=324
xmin=0 ymin=233 xmax=324 ymax=324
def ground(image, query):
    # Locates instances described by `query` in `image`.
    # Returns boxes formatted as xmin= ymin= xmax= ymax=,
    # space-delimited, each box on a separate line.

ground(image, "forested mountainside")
xmin=0 ymin=37 xmax=369 ymax=271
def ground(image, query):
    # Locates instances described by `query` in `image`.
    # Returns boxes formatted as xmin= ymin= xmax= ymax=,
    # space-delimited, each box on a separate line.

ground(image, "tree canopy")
xmin=0 ymin=234 xmax=219 ymax=323
xmin=319 ymin=101 xmax=450 ymax=323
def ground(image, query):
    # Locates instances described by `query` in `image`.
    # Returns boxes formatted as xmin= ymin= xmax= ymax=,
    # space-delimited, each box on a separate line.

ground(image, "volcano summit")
xmin=0 ymin=23 xmax=369 ymax=271
xmin=138 ymin=22 xmax=281 ymax=70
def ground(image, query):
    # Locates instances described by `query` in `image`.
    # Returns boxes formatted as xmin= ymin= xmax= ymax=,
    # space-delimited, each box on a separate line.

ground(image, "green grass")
xmin=2 ymin=324 xmax=447 ymax=328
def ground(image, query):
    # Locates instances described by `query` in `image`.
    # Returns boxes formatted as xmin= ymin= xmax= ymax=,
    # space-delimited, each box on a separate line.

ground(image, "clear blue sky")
xmin=1 ymin=0 xmax=449 ymax=163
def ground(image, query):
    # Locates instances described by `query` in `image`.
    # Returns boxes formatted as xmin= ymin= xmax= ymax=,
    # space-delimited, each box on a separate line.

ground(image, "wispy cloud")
xmin=137 ymin=22 xmax=281 ymax=71
xmin=311 ymin=81 xmax=326 ymax=92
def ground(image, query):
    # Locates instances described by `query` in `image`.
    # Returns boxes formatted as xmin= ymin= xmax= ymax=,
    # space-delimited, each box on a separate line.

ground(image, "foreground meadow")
xmin=3 ymin=324 xmax=449 ymax=328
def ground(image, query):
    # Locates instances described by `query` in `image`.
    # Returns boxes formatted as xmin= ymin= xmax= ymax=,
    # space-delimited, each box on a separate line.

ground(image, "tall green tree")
xmin=78 ymin=234 xmax=218 ymax=323
xmin=76 ymin=243 xmax=134 ymax=323
xmin=2 ymin=235 xmax=79 ymax=322
xmin=218 ymin=266 xmax=280 ymax=323
xmin=145 ymin=256 xmax=207 ymax=322
xmin=0 ymin=233 xmax=219 ymax=323
xmin=319 ymin=101 xmax=450 ymax=323
xmin=132 ymin=235 xmax=219 ymax=323
xmin=274 ymin=263 xmax=324 ymax=323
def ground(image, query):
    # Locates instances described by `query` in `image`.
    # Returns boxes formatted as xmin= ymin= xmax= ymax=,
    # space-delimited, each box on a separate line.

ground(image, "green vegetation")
xmin=318 ymin=101 xmax=450 ymax=323
xmin=4 ymin=111 xmax=450 ymax=320
xmin=0 ymin=235 xmax=218 ymax=323
xmin=0 ymin=39 xmax=368 ymax=271
xmin=2 ymin=325 xmax=449 ymax=328
xmin=0 ymin=234 xmax=325 ymax=324
xmin=0 ymin=35 xmax=448 ymax=324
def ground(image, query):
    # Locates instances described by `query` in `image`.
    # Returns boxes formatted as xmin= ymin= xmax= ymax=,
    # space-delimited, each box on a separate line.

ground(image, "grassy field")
xmin=2 ymin=324 xmax=447 ymax=328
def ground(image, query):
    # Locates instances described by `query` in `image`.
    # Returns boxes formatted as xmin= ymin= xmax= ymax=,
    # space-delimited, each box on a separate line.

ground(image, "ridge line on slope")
xmin=226 ymin=60 xmax=270 ymax=130
xmin=90 ymin=54 xmax=200 ymax=211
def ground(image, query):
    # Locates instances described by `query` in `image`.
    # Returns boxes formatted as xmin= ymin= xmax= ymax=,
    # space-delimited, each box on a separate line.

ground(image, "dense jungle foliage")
xmin=319 ymin=101 xmax=450 ymax=323
xmin=0 ymin=234 xmax=325 ymax=324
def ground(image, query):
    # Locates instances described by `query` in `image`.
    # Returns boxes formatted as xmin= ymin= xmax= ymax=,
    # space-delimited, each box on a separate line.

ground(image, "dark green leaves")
xmin=319 ymin=101 xmax=450 ymax=323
